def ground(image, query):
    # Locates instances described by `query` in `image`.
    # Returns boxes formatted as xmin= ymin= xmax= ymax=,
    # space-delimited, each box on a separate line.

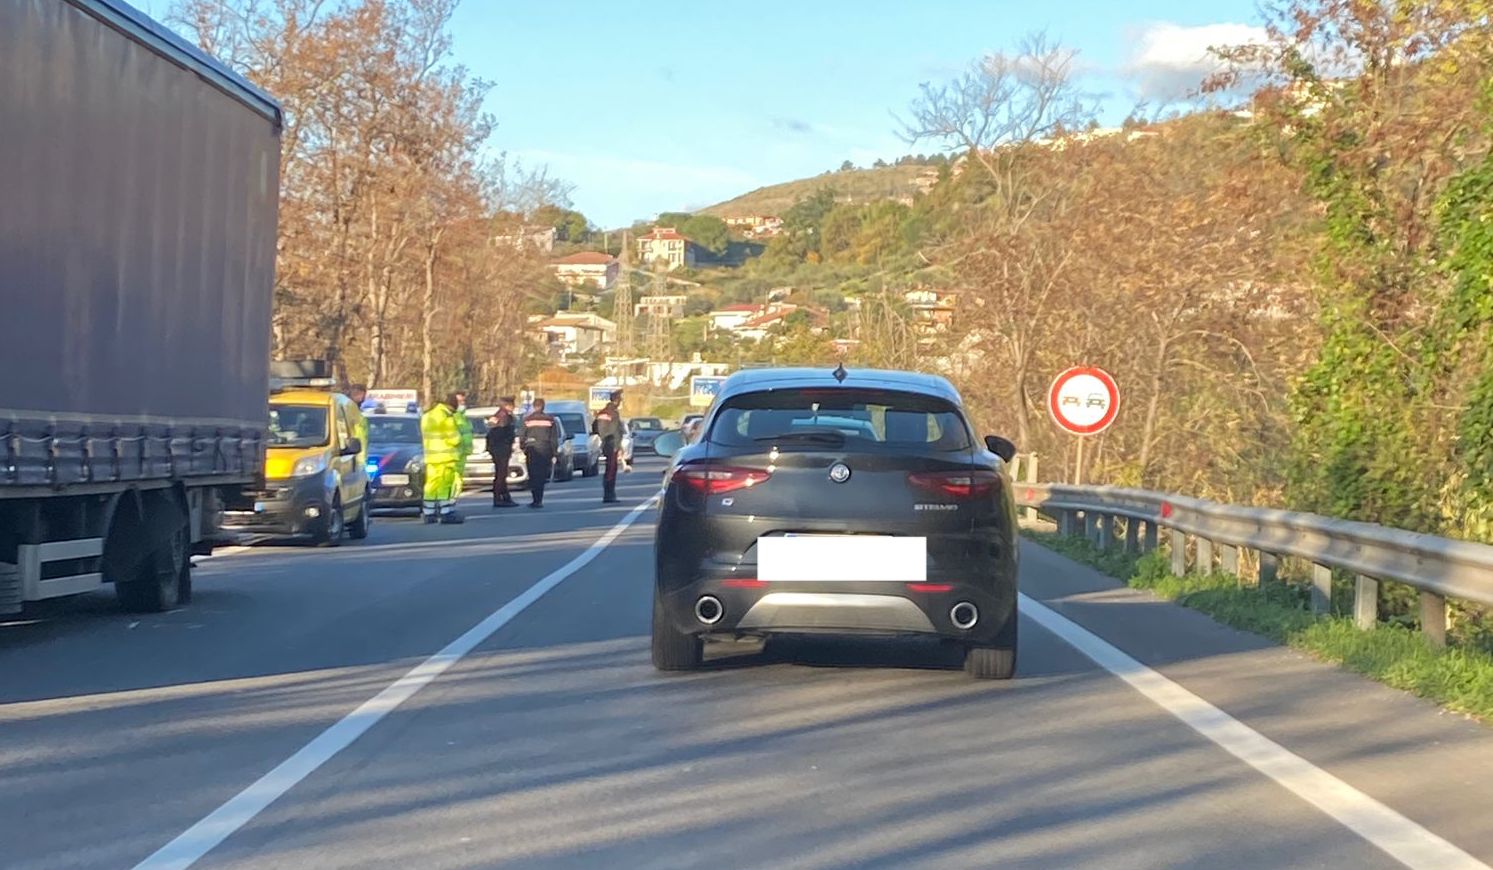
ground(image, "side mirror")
xmin=343 ymin=437 xmax=363 ymax=457
xmin=653 ymin=430 xmax=686 ymax=458
xmin=984 ymin=435 xmax=1017 ymax=463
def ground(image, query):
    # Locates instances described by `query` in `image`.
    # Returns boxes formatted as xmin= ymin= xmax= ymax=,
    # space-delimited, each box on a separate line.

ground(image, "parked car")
xmin=650 ymin=366 xmax=1020 ymax=679
xmin=547 ymin=400 xmax=603 ymax=477
xmin=225 ymin=385 xmax=371 ymax=546
xmin=628 ymin=417 xmax=666 ymax=454
xmin=517 ymin=412 xmax=577 ymax=482
xmin=463 ymin=407 xmax=529 ymax=491
xmin=365 ymin=414 xmax=424 ymax=509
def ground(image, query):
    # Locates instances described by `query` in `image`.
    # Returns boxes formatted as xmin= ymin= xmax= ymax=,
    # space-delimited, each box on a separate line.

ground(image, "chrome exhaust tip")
xmin=695 ymin=595 xmax=724 ymax=626
xmin=950 ymin=601 xmax=979 ymax=630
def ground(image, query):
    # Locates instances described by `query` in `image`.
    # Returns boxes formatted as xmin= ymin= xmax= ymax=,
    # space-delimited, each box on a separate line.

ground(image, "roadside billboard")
xmin=690 ymin=375 xmax=726 ymax=408
xmin=588 ymin=385 xmax=614 ymax=411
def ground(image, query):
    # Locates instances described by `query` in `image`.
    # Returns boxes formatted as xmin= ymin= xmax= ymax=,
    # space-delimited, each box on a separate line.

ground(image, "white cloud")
xmin=1124 ymin=22 xmax=1268 ymax=101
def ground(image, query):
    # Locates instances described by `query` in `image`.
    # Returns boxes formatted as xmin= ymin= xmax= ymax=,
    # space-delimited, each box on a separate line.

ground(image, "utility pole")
xmin=647 ymin=266 xmax=670 ymax=363
xmin=614 ymin=230 xmax=634 ymax=356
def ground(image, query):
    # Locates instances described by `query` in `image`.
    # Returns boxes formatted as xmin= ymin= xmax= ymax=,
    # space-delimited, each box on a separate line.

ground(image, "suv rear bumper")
xmin=655 ymin=575 xmax=1015 ymax=646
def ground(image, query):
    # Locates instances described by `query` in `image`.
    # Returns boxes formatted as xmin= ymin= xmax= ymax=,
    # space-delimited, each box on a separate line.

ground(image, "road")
xmin=3 ymin=458 xmax=1493 ymax=870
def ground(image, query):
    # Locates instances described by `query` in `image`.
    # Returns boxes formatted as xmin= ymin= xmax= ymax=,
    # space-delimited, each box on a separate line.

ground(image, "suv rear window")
xmin=709 ymin=388 xmax=972 ymax=452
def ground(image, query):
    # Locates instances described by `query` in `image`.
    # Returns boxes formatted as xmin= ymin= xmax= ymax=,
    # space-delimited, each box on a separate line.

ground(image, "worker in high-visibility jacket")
xmin=420 ymin=393 xmax=465 ymax=524
xmin=452 ymin=390 xmax=474 ymax=498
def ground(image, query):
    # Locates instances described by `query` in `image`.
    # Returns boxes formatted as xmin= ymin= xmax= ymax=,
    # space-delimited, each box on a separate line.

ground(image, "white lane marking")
xmin=136 ymin=495 xmax=660 ymax=870
xmin=1019 ymin=592 xmax=1487 ymax=870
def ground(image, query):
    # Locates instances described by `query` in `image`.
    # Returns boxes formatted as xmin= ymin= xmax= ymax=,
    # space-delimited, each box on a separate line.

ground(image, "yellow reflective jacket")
xmin=421 ymin=404 xmax=463 ymax=464
xmin=455 ymin=411 xmax=474 ymax=459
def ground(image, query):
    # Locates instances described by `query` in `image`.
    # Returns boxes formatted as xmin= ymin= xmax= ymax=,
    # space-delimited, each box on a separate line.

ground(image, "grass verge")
xmin=1025 ymin=530 xmax=1493 ymax=723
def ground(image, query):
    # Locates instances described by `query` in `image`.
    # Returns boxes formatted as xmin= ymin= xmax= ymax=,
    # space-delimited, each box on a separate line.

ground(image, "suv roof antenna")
xmin=832 ymin=362 xmax=848 ymax=383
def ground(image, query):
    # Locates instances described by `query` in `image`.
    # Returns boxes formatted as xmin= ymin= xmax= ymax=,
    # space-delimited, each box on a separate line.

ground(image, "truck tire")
xmin=651 ymin=593 xmax=702 ymax=671
xmin=315 ymin=497 xmax=344 ymax=547
xmin=117 ymin=523 xmax=188 ymax=613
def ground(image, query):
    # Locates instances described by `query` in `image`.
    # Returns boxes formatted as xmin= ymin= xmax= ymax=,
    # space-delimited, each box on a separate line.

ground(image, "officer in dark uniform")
xmin=592 ymin=390 xmax=625 ymax=504
xmin=521 ymin=397 xmax=559 ymax=509
xmin=487 ymin=396 xmax=517 ymax=508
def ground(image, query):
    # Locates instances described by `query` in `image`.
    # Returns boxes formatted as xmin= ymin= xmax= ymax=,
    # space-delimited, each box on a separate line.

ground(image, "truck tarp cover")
xmin=0 ymin=1 xmax=280 ymax=484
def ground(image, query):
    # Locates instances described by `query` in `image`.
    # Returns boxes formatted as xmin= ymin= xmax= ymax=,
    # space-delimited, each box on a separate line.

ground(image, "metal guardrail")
xmin=1013 ymin=483 xmax=1493 ymax=647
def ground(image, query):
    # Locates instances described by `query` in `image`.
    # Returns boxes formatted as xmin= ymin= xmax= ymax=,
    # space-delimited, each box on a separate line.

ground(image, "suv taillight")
xmin=675 ymin=465 xmax=771 ymax=495
xmin=907 ymin=470 xmax=999 ymax=499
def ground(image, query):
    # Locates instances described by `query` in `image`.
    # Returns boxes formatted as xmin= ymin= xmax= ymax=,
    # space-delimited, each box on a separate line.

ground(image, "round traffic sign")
xmin=1048 ymin=366 xmax=1120 ymax=436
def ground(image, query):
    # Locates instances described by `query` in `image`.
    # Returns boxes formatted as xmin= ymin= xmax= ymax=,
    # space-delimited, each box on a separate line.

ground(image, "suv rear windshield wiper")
xmin=754 ymin=430 xmax=847 ymax=445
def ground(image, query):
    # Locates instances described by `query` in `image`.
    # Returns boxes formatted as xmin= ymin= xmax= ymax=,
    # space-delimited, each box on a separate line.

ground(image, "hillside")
xmin=701 ymin=163 xmax=938 ymax=218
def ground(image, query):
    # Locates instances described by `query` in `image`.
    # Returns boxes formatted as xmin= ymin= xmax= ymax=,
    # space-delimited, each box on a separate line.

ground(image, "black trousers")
xmin=491 ymin=452 xmax=512 ymax=504
xmin=602 ymin=445 xmax=618 ymax=500
xmin=526 ymin=449 xmax=553 ymax=504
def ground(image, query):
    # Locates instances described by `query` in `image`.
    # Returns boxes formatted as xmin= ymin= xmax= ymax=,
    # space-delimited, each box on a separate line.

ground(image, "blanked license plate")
xmin=381 ymin=474 xmax=410 ymax=486
xmin=253 ymin=502 xmax=268 ymax=513
xmin=757 ymin=535 xmax=927 ymax=582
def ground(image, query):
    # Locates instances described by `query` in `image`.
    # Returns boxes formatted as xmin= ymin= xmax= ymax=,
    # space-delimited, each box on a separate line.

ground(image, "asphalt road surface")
xmin=4 ymin=458 xmax=1493 ymax=870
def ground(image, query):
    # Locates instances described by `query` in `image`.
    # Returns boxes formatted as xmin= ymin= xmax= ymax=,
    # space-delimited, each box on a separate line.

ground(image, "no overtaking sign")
xmin=1048 ymin=366 xmax=1120 ymax=436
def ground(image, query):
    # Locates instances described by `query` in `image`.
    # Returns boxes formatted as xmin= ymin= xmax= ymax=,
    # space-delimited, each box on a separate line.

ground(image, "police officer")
xmin=592 ymin=390 xmax=625 ymax=504
xmin=487 ymin=396 xmax=518 ymax=508
xmin=419 ymin=393 xmax=464 ymax=524
xmin=521 ymin=397 xmax=559 ymax=509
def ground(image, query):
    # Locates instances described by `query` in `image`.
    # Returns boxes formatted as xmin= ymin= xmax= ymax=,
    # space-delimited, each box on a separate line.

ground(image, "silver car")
xmin=464 ymin=408 xmax=529 ymax=490
xmin=546 ymin=400 xmax=604 ymax=478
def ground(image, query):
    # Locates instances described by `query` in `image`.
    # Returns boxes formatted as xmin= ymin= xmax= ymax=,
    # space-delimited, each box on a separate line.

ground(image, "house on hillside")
xmin=636 ymin=227 xmax=700 ymax=271
xmin=635 ymin=295 xmax=687 ymax=318
xmin=532 ymin=312 xmax=618 ymax=360
xmin=903 ymin=289 xmax=957 ymax=334
xmin=733 ymin=304 xmax=800 ymax=342
xmin=551 ymin=251 xmax=618 ymax=290
xmin=493 ymin=225 xmax=557 ymax=252
xmin=724 ymin=215 xmax=784 ymax=239
xmin=708 ymin=303 xmax=761 ymax=332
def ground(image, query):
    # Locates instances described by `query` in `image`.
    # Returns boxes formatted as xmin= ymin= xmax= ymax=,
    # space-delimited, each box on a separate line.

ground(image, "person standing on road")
xmin=521 ymin=397 xmax=559 ymax=509
xmin=453 ymin=390 xmax=473 ymax=498
xmin=419 ymin=393 xmax=465 ymax=524
xmin=487 ymin=396 xmax=518 ymax=508
xmin=592 ymin=390 xmax=625 ymax=504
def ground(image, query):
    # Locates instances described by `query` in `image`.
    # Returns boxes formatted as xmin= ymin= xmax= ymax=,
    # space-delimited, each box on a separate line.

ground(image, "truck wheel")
xmin=348 ymin=494 xmax=371 ymax=540
xmin=117 ymin=524 xmax=188 ymax=613
xmin=316 ymin=497 xmax=344 ymax=547
xmin=651 ymin=593 xmax=702 ymax=671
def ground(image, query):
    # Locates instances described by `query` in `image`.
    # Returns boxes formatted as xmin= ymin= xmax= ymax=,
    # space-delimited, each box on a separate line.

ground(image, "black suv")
xmin=651 ymin=367 xmax=1020 ymax=679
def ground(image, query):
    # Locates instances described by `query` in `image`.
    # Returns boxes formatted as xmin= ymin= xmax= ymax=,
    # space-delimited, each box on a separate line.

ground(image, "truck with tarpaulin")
xmin=0 ymin=0 xmax=281 ymax=613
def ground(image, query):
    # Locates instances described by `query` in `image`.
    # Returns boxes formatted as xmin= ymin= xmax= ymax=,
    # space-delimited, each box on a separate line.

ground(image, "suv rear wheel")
xmin=651 ymin=593 xmax=702 ymax=671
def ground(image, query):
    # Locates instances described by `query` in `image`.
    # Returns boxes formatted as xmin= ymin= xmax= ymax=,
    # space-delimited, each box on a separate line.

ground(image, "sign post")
xmin=1047 ymin=366 xmax=1120 ymax=485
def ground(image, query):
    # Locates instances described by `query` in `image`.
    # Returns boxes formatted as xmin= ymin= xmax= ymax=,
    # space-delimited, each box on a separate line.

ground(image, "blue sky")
xmin=145 ymin=0 xmax=1266 ymax=226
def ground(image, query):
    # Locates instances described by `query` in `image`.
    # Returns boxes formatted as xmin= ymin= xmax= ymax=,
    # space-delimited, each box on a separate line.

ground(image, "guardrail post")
xmin=1311 ymin=563 xmax=1332 ymax=614
xmin=1143 ymin=522 xmax=1158 ymax=553
xmin=1097 ymin=515 xmax=1114 ymax=550
xmin=1353 ymin=575 xmax=1378 ymax=630
xmin=1196 ymin=537 xmax=1214 ymax=574
xmin=1419 ymin=591 xmax=1447 ymax=648
xmin=1083 ymin=512 xmax=1098 ymax=545
xmin=1218 ymin=544 xmax=1239 ymax=578
xmin=1258 ymin=552 xmax=1279 ymax=587
xmin=1058 ymin=510 xmax=1075 ymax=537
xmin=1123 ymin=519 xmax=1139 ymax=553
xmin=1170 ymin=529 xmax=1186 ymax=576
